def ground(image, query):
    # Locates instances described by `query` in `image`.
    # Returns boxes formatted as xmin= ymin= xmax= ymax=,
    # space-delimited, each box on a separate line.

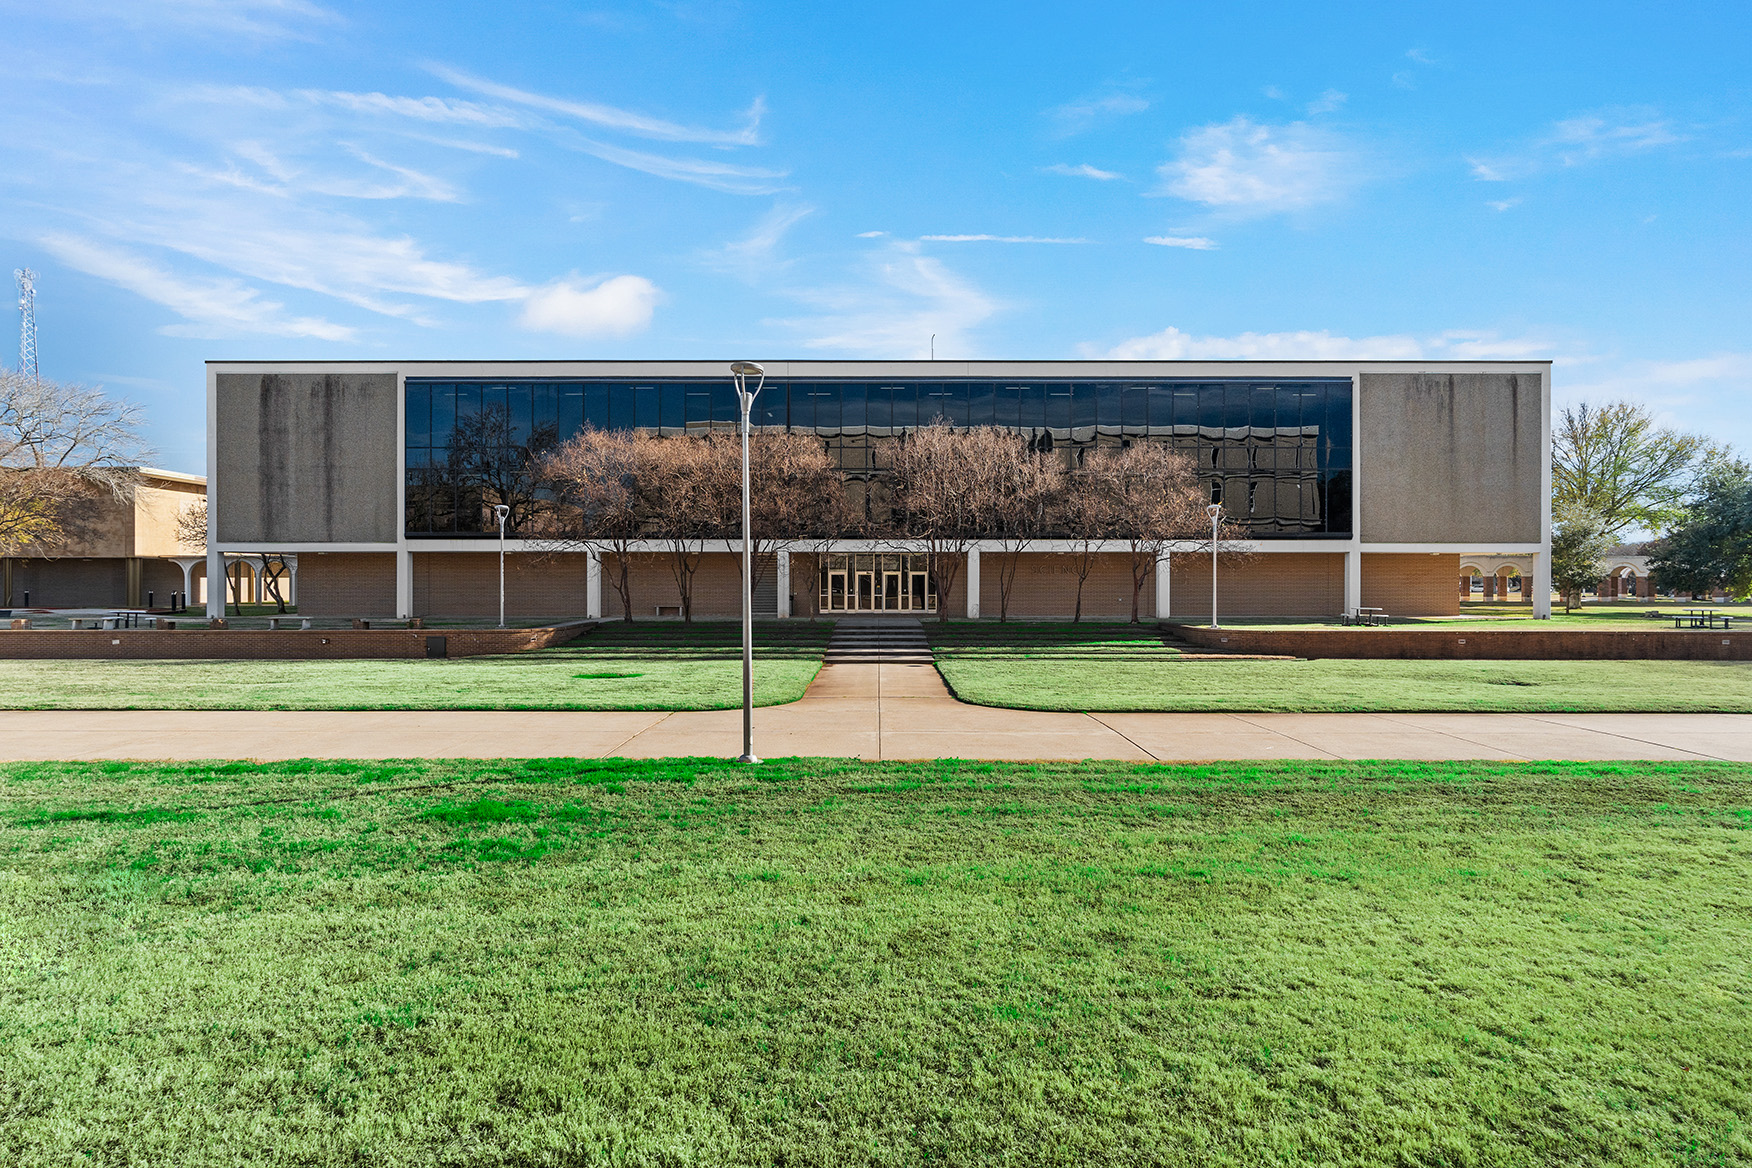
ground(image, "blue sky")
xmin=3 ymin=0 xmax=1749 ymax=475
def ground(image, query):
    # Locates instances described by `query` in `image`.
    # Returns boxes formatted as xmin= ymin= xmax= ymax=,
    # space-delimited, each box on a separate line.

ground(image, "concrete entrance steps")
xmin=823 ymin=617 xmax=935 ymax=665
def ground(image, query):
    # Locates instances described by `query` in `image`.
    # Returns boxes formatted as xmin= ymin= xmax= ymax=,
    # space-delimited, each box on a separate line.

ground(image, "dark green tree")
xmin=1648 ymin=461 xmax=1752 ymax=600
xmin=1549 ymin=508 xmax=1615 ymax=613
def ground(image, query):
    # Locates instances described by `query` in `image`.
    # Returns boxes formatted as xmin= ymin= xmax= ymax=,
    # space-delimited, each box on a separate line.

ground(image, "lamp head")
xmin=493 ymin=504 xmax=510 ymax=526
xmin=730 ymin=361 xmax=765 ymax=377
xmin=1206 ymin=503 xmax=1222 ymax=518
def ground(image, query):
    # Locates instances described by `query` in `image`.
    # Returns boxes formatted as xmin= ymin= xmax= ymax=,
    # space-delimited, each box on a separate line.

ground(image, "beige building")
xmin=205 ymin=360 xmax=1552 ymax=621
xmin=3 ymin=468 xmax=206 ymax=610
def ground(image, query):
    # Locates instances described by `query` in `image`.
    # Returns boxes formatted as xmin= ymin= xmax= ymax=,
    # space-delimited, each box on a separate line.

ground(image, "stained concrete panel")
xmin=215 ymin=372 xmax=400 ymax=543
xmin=1359 ymin=372 xmax=1543 ymax=544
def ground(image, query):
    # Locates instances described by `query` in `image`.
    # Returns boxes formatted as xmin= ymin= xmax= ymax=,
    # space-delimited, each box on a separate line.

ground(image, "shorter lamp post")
xmin=730 ymin=361 xmax=766 ymax=765
xmin=493 ymin=503 xmax=511 ymax=629
xmin=1206 ymin=502 xmax=1222 ymax=630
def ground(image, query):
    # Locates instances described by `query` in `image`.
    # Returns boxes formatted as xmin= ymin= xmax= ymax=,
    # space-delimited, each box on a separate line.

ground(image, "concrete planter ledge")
xmin=1167 ymin=624 xmax=1752 ymax=660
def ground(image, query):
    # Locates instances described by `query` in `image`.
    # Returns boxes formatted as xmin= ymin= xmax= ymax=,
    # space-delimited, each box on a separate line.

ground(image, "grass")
xmin=0 ymin=642 xmax=824 ymax=712
xmin=939 ymin=657 xmax=1752 ymax=712
xmin=0 ymin=756 xmax=1746 ymax=1166
xmin=925 ymin=620 xmax=1185 ymax=660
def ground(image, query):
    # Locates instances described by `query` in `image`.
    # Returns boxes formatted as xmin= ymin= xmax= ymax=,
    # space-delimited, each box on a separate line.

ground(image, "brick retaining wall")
xmin=0 ymin=622 xmax=590 ymax=660
xmin=1168 ymin=623 xmax=1752 ymax=660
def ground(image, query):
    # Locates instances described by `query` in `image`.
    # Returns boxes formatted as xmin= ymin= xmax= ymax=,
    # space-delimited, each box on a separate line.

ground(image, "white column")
xmin=286 ymin=556 xmax=297 ymax=607
xmin=586 ymin=548 xmax=603 ymax=620
xmin=177 ymin=560 xmax=195 ymax=603
xmin=965 ymin=547 xmax=980 ymax=619
xmin=1344 ymin=547 xmax=1362 ymax=616
xmin=1155 ymin=550 xmax=1172 ymax=622
xmin=777 ymin=549 xmax=791 ymax=618
xmin=205 ymin=548 xmax=224 ymax=618
xmin=1531 ymin=550 xmax=1552 ymax=619
xmin=395 ymin=548 xmax=413 ymax=619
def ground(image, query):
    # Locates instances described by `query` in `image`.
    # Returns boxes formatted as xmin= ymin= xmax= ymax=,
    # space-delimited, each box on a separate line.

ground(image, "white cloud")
xmin=40 ymin=0 xmax=341 ymax=40
xmin=1046 ymin=91 xmax=1150 ymax=136
xmin=554 ymin=133 xmax=789 ymax=194
xmin=855 ymin=231 xmax=886 ymax=238
xmin=1406 ymin=48 xmax=1436 ymax=65
xmin=1468 ymin=108 xmax=1685 ymax=181
xmin=1306 ymin=89 xmax=1347 ymax=115
xmin=701 ymin=204 xmax=814 ymax=278
xmin=1144 ymin=235 xmax=1217 ymax=250
xmin=1159 ymin=116 xmax=1359 ymax=214
xmin=919 ymin=234 xmax=1087 ymax=244
xmin=1487 ymin=197 xmax=1521 ymax=212
xmin=1094 ymin=325 xmax=1555 ymax=361
xmin=518 ymin=274 xmax=661 ymax=337
xmin=1043 ymin=163 xmax=1123 ymax=181
xmin=40 ymin=233 xmax=355 ymax=340
xmin=776 ymin=243 xmax=999 ymax=358
xmin=428 ymin=64 xmax=765 ymax=146
xmin=297 ymin=90 xmax=525 ymax=128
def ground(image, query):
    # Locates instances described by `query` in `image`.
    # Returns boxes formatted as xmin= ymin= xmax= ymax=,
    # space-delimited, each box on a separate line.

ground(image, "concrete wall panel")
xmin=215 ymin=372 xmax=399 ymax=543
xmin=1359 ymin=372 xmax=1543 ymax=544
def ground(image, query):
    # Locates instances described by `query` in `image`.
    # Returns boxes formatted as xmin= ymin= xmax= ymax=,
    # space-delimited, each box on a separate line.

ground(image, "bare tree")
xmin=0 ymin=371 xmax=150 ymax=555
xmin=982 ymin=430 xmax=1059 ymax=621
xmin=176 ymin=498 xmax=207 ymax=550
xmin=1088 ymin=443 xmax=1221 ymax=623
xmin=746 ymin=430 xmax=854 ymax=612
xmin=537 ymin=427 xmax=650 ymax=621
xmin=643 ymin=434 xmax=738 ymax=621
xmin=1053 ymin=460 xmax=1117 ymax=622
xmin=886 ymin=423 xmax=999 ymax=621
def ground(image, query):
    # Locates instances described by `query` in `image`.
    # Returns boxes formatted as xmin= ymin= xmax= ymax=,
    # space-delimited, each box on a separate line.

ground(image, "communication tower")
xmin=14 ymin=268 xmax=37 ymax=382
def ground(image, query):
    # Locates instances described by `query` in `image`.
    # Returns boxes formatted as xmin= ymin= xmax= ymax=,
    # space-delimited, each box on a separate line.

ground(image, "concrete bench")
xmin=267 ymin=617 xmax=313 ymax=630
xmin=654 ymin=605 xmax=683 ymax=617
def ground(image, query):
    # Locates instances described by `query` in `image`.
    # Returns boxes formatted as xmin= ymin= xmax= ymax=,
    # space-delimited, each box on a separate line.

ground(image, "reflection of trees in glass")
xmin=415 ymin=405 xmax=558 ymax=534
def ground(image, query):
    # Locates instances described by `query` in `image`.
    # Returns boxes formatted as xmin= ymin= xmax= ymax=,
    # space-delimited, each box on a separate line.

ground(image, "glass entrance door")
xmin=855 ymin=571 xmax=874 ymax=609
xmin=910 ymin=572 xmax=928 ymax=612
xmin=882 ymin=572 xmax=901 ymax=610
xmin=828 ymin=570 xmax=847 ymax=611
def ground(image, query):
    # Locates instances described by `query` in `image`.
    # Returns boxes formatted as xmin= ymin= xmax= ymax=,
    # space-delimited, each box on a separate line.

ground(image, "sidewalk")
xmin=2 ymin=663 xmax=1750 ymax=762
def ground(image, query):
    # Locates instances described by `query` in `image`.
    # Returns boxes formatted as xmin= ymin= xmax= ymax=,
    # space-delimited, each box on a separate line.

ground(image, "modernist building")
xmin=3 ymin=467 xmax=206 ymax=611
xmin=205 ymin=360 xmax=1552 ymax=621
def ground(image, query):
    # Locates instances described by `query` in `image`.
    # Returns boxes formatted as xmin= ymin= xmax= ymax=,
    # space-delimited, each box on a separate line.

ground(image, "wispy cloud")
xmin=1043 ymin=163 xmax=1123 ymax=180
xmin=1306 ymin=89 xmax=1347 ymax=115
xmin=1093 ymin=325 xmax=1554 ymax=361
xmin=184 ymin=140 xmax=463 ymax=202
xmin=701 ymin=203 xmax=814 ymax=278
xmin=775 ymin=242 xmax=999 ymax=358
xmin=519 ymin=274 xmax=662 ymax=337
xmin=1159 ymin=116 xmax=1360 ymax=215
xmin=40 ymin=232 xmax=355 ymax=340
xmin=1144 ymin=235 xmax=1217 ymax=250
xmin=1045 ymin=90 xmax=1149 ymax=137
xmin=553 ymin=132 xmax=789 ymax=194
xmin=38 ymin=0 xmax=342 ymax=40
xmin=919 ymin=234 xmax=1087 ymax=244
xmin=297 ymin=89 xmax=524 ymax=128
xmin=1469 ymin=107 xmax=1686 ymax=181
xmin=428 ymin=63 xmax=765 ymax=146
xmin=1486 ymin=197 xmax=1521 ymax=212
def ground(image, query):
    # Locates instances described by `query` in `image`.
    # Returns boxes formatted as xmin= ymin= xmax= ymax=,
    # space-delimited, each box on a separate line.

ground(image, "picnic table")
xmin=1674 ymin=608 xmax=1736 ymax=630
xmin=1342 ymin=607 xmax=1390 ymax=627
xmin=67 ymin=611 xmax=151 ymax=630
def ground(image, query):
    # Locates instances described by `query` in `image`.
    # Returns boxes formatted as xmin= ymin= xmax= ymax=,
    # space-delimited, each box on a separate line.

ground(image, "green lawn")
xmin=926 ymin=620 xmax=1184 ymax=660
xmin=0 ymin=622 xmax=832 ymax=711
xmin=0 ymin=652 xmax=820 ymax=711
xmin=0 ymin=757 xmax=1746 ymax=1166
xmin=1211 ymin=600 xmax=1747 ymax=631
xmin=940 ymin=657 xmax=1752 ymax=712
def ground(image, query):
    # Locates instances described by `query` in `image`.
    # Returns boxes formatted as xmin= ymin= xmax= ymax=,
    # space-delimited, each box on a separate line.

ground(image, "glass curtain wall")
xmin=405 ymin=378 xmax=1353 ymax=538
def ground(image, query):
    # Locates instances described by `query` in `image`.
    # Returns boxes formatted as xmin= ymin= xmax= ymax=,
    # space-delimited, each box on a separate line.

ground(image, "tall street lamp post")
xmin=493 ymin=503 xmax=510 ymax=629
xmin=731 ymin=361 xmax=766 ymax=765
xmin=1206 ymin=502 xmax=1222 ymax=630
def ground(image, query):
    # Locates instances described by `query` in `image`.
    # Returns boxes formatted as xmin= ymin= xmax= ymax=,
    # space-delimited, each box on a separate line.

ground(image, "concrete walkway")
xmin=2 ymin=663 xmax=1751 ymax=762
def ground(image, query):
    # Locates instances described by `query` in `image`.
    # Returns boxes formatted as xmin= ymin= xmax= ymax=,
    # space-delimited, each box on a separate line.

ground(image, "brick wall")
xmin=1362 ymin=553 xmax=1460 ymax=617
xmin=981 ymin=553 xmax=1147 ymax=619
xmin=1171 ymin=624 xmax=1752 ymax=660
xmin=8 ymin=558 xmax=127 ymax=607
xmin=414 ymin=552 xmax=590 ymax=618
xmin=1168 ymin=552 xmax=1345 ymax=620
xmin=0 ymin=622 xmax=588 ymax=660
xmin=297 ymin=553 xmax=397 ymax=616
